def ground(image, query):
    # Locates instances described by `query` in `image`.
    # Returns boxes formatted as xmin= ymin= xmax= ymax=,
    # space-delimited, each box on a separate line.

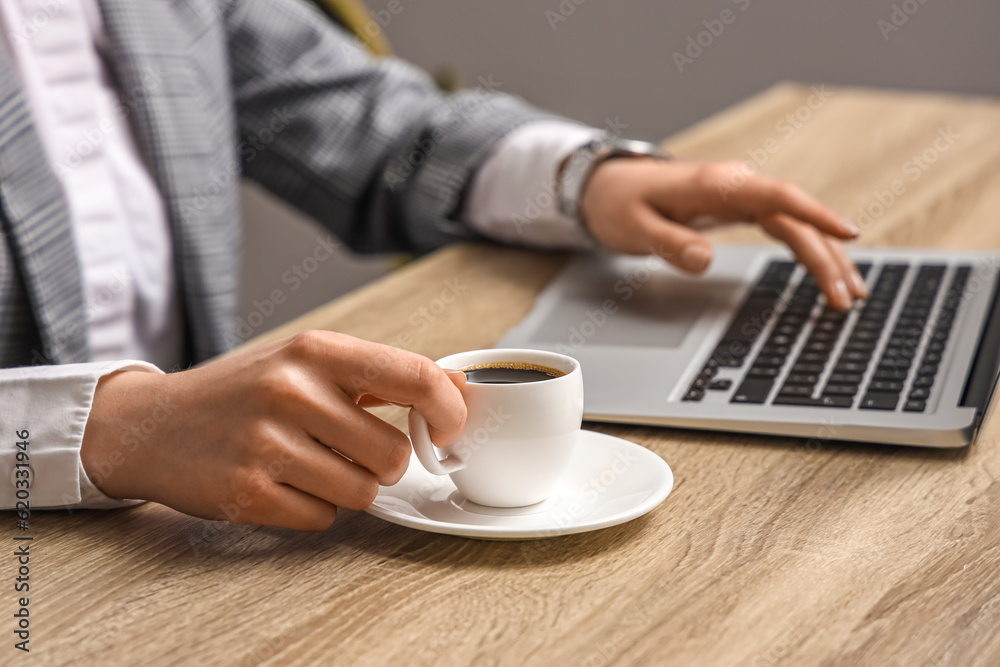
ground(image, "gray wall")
xmin=240 ymin=0 xmax=1000 ymax=332
xmin=382 ymin=0 xmax=999 ymax=140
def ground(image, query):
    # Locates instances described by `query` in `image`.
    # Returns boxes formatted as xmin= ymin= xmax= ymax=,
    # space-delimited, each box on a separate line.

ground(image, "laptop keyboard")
xmin=683 ymin=260 xmax=971 ymax=411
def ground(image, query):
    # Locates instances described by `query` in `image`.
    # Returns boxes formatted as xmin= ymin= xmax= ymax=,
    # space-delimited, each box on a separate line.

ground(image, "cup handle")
xmin=408 ymin=410 xmax=468 ymax=475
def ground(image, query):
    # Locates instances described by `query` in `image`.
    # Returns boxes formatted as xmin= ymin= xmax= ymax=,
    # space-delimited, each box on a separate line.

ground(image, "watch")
xmin=557 ymin=138 xmax=673 ymax=223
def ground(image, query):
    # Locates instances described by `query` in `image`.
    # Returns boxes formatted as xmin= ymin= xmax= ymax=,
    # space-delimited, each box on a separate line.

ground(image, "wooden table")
xmin=19 ymin=84 xmax=1000 ymax=666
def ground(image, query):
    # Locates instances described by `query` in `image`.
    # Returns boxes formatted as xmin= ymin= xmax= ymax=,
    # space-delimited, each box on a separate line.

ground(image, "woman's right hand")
xmin=80 ymin=330 xmax=467 ymax=530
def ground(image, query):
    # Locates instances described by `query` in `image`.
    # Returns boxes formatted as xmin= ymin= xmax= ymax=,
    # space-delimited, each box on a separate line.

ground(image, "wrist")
xmin=557 ymin=138 xmax=672 ymax=228
xmin=81 ymin=370 xmax=164 ymax=500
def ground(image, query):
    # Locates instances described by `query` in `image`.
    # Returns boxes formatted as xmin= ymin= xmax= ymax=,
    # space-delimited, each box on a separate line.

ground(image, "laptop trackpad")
xmin=526 ymin=260 xmax=736 ymax=348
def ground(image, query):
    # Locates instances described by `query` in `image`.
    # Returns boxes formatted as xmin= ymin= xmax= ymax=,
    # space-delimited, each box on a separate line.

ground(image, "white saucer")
xmin=366 ymin=431 xmax=673 ymax=540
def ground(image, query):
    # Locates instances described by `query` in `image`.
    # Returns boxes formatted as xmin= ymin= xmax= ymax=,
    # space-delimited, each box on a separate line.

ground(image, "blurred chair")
xmin=310 ymin=0 xmax=461 ymax=91
xmin=311 ymin=0 xmax=393 ymax=56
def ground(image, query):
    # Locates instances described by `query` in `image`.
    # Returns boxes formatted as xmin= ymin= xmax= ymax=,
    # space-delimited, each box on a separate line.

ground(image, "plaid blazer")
xmin=0 ymin=0 xmax=550 ymax=368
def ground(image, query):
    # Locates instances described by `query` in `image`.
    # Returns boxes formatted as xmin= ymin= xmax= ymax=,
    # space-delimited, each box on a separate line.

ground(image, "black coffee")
xmin=460 ymin=361 xmax=565 ymax=384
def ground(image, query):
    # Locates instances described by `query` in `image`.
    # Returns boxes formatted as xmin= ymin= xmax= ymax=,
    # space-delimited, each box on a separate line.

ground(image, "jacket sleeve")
xmin=222 ymin=0 xmax=562 ymax=254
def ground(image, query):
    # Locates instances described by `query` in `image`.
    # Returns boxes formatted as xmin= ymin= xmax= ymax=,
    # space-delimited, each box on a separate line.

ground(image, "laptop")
xmin=499 ymin=245 xmax=1000 ymax=448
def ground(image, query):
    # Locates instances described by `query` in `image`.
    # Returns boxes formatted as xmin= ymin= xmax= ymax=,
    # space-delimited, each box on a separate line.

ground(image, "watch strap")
xmin=558 ymin=138 xmax=672 ymax=222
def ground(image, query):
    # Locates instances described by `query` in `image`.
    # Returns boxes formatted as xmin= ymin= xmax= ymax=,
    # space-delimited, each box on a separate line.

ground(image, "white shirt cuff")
xmin=463 ymin=120 xmax=602 ymax=249
xmin=0 ymin=360 xmax=163 ymax=511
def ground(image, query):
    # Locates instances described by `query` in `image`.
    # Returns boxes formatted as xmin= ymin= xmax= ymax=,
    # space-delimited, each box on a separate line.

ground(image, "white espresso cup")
xmin=408 ymin=348 xmax=583 ymax=507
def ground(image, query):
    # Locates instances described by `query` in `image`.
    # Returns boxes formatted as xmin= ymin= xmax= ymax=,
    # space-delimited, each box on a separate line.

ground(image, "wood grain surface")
xmin=10 ymin=84 xmax=1000 ymax=667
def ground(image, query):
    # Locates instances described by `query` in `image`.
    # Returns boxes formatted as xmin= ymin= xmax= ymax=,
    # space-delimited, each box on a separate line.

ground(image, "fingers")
xmin=823 ymin=236 xmax=869 ymax=300
xmin=355 ymin=369 xmax=466 ymax=409
xmin=274 ymin=436 xmax=383 ymax=509
xmin=632 ymin=203 xmax=714 ymax=274
xmin=292 ymin=391 xmax=413 ymax=486
xmin=728 ymin=170 xmax=859 ymax=240
xmin=286 ymin=332 xmax=468 ymax=448
xmin=247 ymin=483 xmax=339 ymax=532
xmin=759 ymin=213 xmax=857 ymax=310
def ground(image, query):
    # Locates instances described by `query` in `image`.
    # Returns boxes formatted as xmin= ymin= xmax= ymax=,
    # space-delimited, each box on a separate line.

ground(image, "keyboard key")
xmin=683 ymin=387 xmax=704 ymax=402
xmin=860 ymin=392 xmax=900 ymax=410
xmin=773 ymin=395 xmax=852 ymax=408
xmin=830 ymin=373 xmax=863 ymax=384
xmin=870 ymin=381 xmax=903 ymax=392
xmin=748 ymin=366 xmax=780 ymax=377
xmin=873 ymin=369 xmax=908 ymax=381
xmin=834 ymin=362 xmax=867 ymax=373
xmin=778 ymin=385 xmax=813 ymax=397
xmin=909 ymin=387 xmax=930 ymax=399
xmin=818 ymin=395 xmax=854 ymax=407
xmin=731 ymin=378 xmax=775 ymax=404
xmin=824 ymin=384 xmax=860 ymax=396
xmin=904 ymin=399 xmax=927 ymax=412
xmin=713 ymin=350 xmax=747 ymax=368
xmin=774 ymin=324 xmax=801 ymax=336
xmin=708 ymin=379 xmax=732 ymax=391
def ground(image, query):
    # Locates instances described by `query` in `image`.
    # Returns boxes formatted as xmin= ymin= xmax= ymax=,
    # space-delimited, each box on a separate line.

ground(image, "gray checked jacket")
xmin=0 ymin=0 xmax=553 ymax=369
